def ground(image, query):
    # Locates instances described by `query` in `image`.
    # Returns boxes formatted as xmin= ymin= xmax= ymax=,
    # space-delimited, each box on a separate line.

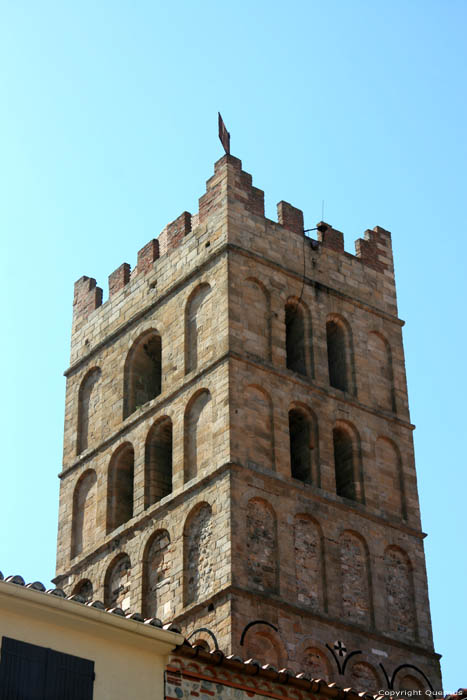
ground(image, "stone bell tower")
xmin=55 ymin=152 xmax=442 ymax=692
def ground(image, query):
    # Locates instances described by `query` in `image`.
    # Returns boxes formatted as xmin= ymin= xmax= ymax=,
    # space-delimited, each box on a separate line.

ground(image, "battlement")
xmin=72 ymin=154 xmax=395 ymax=335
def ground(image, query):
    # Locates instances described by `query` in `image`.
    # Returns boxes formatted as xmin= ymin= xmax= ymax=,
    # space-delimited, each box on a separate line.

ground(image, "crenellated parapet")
xmin=277 ymin=201 xmax=304 ymax=235
xmin=73 ymin=276 xmax=103 ymax=329
xmin=355 ymin=225 xmax=394 ymax=274
xmin=71 ymin=154 xmax=395 ymax=336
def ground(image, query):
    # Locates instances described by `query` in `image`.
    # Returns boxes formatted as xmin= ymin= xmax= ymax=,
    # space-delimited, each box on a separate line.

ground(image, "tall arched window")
xmin=375 ymin=437 xmax=405 ymax=519
xmin=184 ymin=389 xmax=212 ymax=483
xmin=107 ymin=443 xmax=134 ymax=533
xmin=326 ymin=316 xmax=352 ymax=392
xmin=185 ymin=283 xmax=212 ymax=374
xmin=104 ymin=553 xmax=131 ymax=611
xmin=368 ymin=332 xmax=395 ymax=412
xmin=243 ymin=278 xmax=271 ymax=361
xmin=333 ymin=426 xmax=359 ymax=501
xmin=145 ymin=417 xmax=173 ymax=509
xmin=244 ymin=385 xmax=274 ymax=471
xmin=289 ymin=408 xmax=315 ymax=483
xmin=246 ymin=498 xmax=278 ymax=594
xmin=294 ymin=514 xmax=325 ymax=611
xmin=123 ymin=330 xmax=162 ymax=419
xmin=142 ymin=529 xmax=171 ymax=619
xmin=77 ymin=367 xmax=101 ymax=454
xmin=384 ymin=546 xmax=416 ymax=640
xmin=285 ymin=300 xmax=307 ymax=375
xmin=71 ymin=469 xmax=97 ymax=558
xmin=184 ymin=503 xmax=214 ymax=605
xmin=340 ymin=530 xmax=372 ymax=627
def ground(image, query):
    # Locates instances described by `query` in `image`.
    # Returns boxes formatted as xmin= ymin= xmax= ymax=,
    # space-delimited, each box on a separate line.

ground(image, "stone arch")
xmin=243 ymin=627 xmax=285 ymax=667
xmin=184 ymin=389 xmax=213 ymax=482
xmin=71 ymin=469 xmax=97 ymax=558
xmin=339 ymin=530 xmax=373 ymax=628
xmin=384 ymin=546 xmax=416 ymax=640
xmin=243 ymin=385 xmax=274 ymax=471
xmin=293 ymin=514 xmax=325 ymax=611
xmin=145 ymin=416 xmax=173 ymax=508
xmin=187 ymin=628 xmax=219 ymax=651
xmin=301 ymin=646 xmax=331 ymax=680
xmin=123 ymin=330 xmax=162 ymax=419
xmin=347 ymin=661 xmax=381 ymax=693
xmin=289 ymin=403 xmax=319 ymax=485
xmin=184 ymin=503 xmax=214 ymax=606
xmin=246 ymin=498 xmax=278 ymax=594
xmin=185 ymin=283 xmax=212 ymax=374
xmin=243 ymin=277 xmax=272 ymax=361
xmin=333 ymin=420 xmax=364 ymax=502
xmin=77 ymin=367 xmax=101 ymax=454
xmin=104 ymin=553 xmax=131 ymax=611
xmin=192 ymin=638 xmax=210 ymax=651
xmin=375 ymin=436 xmax=406 ymax=519
xmin=395 ymin=670 xmax=426 ymax=691
xmin=326 ymin=313 xmax=355 ymax=393
xmin=142 ymin=529 xmax=171 ymax=620
xmin=72 ymin=579 xmax=93 ymax=603
xmin=368 ymin=331 xmax=395 ymax=412
xmin=106 ymin=442 xmax=134 ymax=533
xmin=285 ymin=296 xmax=312 ymax=377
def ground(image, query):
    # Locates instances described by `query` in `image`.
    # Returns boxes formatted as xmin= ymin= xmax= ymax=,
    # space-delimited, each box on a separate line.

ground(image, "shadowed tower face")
xmin=56 ymin=153 xmax=441 ymax=692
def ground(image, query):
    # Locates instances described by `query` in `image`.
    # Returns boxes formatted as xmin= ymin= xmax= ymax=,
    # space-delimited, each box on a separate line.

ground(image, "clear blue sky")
xmin=1 ymin=0 xmax=465 ymax=690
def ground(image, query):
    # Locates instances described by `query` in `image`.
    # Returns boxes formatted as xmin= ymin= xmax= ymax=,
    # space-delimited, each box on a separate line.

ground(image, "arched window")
xmin=294 ymin=515 xmax=325 ymax=611
xmin=184 ymin=389 xmax=212 ymax=483
xmin=348 ymin=662 xmax=381 ymax=693
xmin=244 ymin=386 xmax=274 ymax=471
xmin=368 ymin=332 xmax=395 ymax=411
xmin=375 ymin=437 xmax=405 ymax=519
xmin=243 ymin=278 xmax=271 ymax=361
xmin=72 ymin=579 xmax=93 ymax=603
xmin=326 ymin=317 xmax=351 ymax=392
xmin=333 ymin=426 xmax=359 ymax=501
xmin=397 ymin=674 xmax=425 ymax=691
xmin=246 ymin=498 xmax=278 ymax=594
xmin=107 ymin=443 xmax=134 ymax=533
xmin=77 ymin=367 xmax=101 ymax=454
xmin=123 ymin=330 xmax=162 ymax=419
xmin=340 ymin=531 xmax=372 ymax=627
xmin=145 ymin=417 xmax=172 ymax=508
xmin=301 ymin=647 xmax=331 ymax=681
xmin=285 ymin=300 xmax=307 ymax=375
xmin=185 ymin=283 xmax=212 ymax=374
xmin=384 ymin=546 xmax=416 ymax=640
xmin=244 ymin=630 xmax=283 ymax=667
xmin=142 ymin=530 xmax=171 ymax=620
xmin=289 ymin=408 xmax=314 ymax=483
xmin=71 ymin=469 xmax=97 ymax=558
xmin=104 ymin=554 xmax=131 ymax=611
xmin=192 ymin=639 xmax=210 ymax=651
xmin=184 ymin=503 xmax=214 ymax=605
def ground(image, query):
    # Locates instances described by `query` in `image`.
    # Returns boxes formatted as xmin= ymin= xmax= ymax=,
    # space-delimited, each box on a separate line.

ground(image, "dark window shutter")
xmin=0 ymin=637 xmax=47 ymax=700
xmin=45 ymin=648 xmax=94 ymax=700
xmin=0 ymin=637 xmax=95 ymax=700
